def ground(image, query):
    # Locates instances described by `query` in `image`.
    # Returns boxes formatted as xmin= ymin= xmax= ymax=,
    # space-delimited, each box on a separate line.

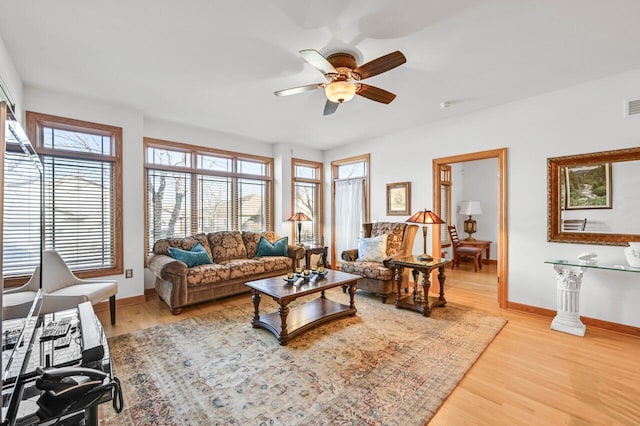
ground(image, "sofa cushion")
xmin=256 ymin=236 xmax=288 ymax=257
xmin=370 ymin=222 xmax=407 ymax=256
xmin=257 ymin=256 xmax=293 ymax=272
xmin=207 ymin=231 xmax=247 ymax=262
xmin=153 ymin=233 xmax=213 ymax=260
xmin=243 ymin=231 xmax=281 ymax=258
xmin=340 ymin=261 xmax=394 ymax=281
xmin=168 ymin=242 xmax=213 ymax=267
xmin=357 ymin=234 xmax=388 ymax=262
xmin=186 ymin=263 xmax=231 ymax=287
xmin=218 ymin=258 xmax=266 ymax=279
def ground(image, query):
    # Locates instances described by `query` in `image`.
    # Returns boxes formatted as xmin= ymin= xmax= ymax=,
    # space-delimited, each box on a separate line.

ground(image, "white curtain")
xmin=334 ymin=179 xmax=365 ymax=259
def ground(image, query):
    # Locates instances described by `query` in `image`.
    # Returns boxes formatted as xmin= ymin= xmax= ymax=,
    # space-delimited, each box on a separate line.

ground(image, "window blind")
xmin=147 ymin=169 xmax=192 ymax=244
xmin=42 ymin=155 xmax=115 ymax=271
xmin=294 ymin=181 xmax=319 ymax=244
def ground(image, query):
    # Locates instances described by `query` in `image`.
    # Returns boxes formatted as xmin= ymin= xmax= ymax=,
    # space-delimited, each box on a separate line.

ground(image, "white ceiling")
xmin=2 ymin=0 xmax=640 ymax=149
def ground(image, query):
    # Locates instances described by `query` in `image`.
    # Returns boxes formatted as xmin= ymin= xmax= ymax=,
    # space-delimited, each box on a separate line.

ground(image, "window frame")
xmin=439 ymin=164 xmax=452 ymax=247
xmin=291 ymin=158 xmax=323 ymax=246
xmin=143 ymin=137 xmax=274 ymax=257
xmin=26 ymin=111 xmax=123 ymax=278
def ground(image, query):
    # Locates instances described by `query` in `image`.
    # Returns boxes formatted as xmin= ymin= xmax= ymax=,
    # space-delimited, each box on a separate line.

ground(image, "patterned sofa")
xmin=340 ymin=222 xmax=418 ymax=303
xmin=148 ymin=231 xmax=304 ymax=314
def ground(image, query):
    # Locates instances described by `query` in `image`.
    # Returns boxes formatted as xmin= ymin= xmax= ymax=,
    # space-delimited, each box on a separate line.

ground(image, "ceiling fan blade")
xmin=274 ymin=83 xmax=325 ymax=97
xmin=323 ymin=100 xmax=339 ymax=116
xmin=356 ymin=84 xmax=397 ymax=104
xmin=299 ymin=49 xmax=338 ymax=76
xmin=353 ymin=51 xmax=406 ymax=80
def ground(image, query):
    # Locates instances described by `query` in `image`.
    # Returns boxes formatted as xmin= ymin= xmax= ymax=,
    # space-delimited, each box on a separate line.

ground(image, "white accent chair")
xmin=2 ymin=267 xmax=40 ymax=320
xmin=40 ymin=250 xmax=118 ymax=324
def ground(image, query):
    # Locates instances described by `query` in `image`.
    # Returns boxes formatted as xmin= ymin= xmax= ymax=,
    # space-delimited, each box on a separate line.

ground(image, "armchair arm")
xmin=341 ymin=249 xmax=358 ymax=262
xmin=147 ymin=253 xmax=187 ymax=280
xmin=287 ymin=245 xmax=305 ymax=261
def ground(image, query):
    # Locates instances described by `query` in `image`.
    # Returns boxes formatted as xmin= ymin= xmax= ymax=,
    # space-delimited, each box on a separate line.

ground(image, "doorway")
xmin=432 ymin=148 xmax=508 ymax=308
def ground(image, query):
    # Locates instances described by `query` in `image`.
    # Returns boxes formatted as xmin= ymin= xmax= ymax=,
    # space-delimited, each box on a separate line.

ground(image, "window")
xmin=145 ymin=138 xmax=273 ymax=254
xmin=26 ymin=112 xmax=123 ymax=277
xmin=292 ymin=159 xmax=323 ymax=245
xmin=439 ymin=164 xmax=452 ymax=246
xmin=331 ymin=154 xmax=370 ymax=265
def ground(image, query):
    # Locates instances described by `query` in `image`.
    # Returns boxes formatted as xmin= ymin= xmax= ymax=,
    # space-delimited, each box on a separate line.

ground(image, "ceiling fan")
xmin=274 ymin=49 xmax=406 ymax=115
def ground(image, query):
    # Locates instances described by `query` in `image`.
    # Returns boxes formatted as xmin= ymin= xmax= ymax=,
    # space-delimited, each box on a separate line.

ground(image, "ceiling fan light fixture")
xmin=325 ymin=80 xmax=356 ymax=103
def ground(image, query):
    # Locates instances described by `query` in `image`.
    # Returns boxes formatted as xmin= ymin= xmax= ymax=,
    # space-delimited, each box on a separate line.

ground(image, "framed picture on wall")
xmin=386 ymin=181 xmax=411 ymax=215
xmin=565 ymin=163 xmax=612 ymax=209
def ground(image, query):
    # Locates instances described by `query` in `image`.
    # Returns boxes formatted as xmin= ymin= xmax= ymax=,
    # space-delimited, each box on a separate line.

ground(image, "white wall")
xmin=325 ymin=68 xmax=640 ymax=328
xmin=456 ymin=159 xmax=498 ymax=260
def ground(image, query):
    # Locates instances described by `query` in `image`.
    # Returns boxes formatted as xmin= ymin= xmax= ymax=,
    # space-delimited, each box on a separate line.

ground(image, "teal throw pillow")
xmin=168 ymin=242 xmax=213 ymax=267
xmin=256 ymin=236 xmax=288 ymax=257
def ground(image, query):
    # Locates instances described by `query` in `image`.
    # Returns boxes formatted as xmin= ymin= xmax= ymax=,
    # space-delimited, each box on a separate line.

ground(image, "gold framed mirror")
xmin=547 ymin=146 xmax=640 ymax=245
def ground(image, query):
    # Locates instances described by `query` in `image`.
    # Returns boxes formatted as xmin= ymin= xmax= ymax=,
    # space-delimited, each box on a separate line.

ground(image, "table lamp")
xmin=406 ymin=209 xmax=445 ymax=261
xmin=458 ymin=201 xmax=482 ymax=240
xmin=288 ymin=212 xmax=311 ymax=246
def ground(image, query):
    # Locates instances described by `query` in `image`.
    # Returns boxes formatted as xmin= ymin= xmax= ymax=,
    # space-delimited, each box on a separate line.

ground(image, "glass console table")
xmin=544 ymin=259 xmax=640 ymax=336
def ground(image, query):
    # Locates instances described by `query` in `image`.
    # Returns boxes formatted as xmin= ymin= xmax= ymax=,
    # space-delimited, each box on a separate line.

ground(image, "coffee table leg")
xmin=251 ymin=290 xmax=261 ymax=327
xmin=278 ymin=302 xmax=290 ymax=345
xmin=348 ymin=282 xmax=357 ymax=313
xmin=421 ymin=271 xmax=433 ymax=317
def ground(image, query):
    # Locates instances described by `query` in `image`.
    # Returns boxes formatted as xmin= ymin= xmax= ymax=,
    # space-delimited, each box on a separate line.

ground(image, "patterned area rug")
xmin=102 ymin=289 xmax=507 ymax=425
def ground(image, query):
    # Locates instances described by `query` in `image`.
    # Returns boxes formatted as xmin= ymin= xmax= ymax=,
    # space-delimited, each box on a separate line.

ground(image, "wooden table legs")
xmin=394 ymin=265 xmax=447 ymax=316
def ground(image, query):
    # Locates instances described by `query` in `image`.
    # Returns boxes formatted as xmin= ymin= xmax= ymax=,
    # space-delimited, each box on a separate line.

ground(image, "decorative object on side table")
xmin=458 ymin=200 xmax=482 ymax=240
xmin=386 ymin=181 xmax=411 ymax=215
xmin=406 ymin=209 xmax=445 ymax=261
xmin=576 ymin=252 xmax=598 ymax=265
xmin=624 ymin=242 xmax=640 ymax=267
xmin=288 ymin=212 xmax=312 ymax=246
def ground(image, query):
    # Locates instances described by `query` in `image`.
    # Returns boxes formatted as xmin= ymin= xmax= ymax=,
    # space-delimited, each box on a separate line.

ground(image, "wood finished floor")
xmin=96 ymin=263 xmax=640 ymax=425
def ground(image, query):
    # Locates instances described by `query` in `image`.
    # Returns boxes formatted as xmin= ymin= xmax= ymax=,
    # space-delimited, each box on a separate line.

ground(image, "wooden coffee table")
xmin=244 ymin=270 xmax=360 ymax=345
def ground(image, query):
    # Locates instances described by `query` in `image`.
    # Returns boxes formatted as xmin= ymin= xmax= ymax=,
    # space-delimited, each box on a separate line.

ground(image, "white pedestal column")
xmin=550 ymin=265 xmax=586 ymax=337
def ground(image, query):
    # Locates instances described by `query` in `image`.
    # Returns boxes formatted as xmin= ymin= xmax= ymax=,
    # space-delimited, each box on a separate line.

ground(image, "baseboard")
xmin=144 ymin=288 xmax=157 ymax=299
xmin=507 ymin=301 xmax=640 ymax=337
xmin=93 ymin=294 xmax=146 ymax=313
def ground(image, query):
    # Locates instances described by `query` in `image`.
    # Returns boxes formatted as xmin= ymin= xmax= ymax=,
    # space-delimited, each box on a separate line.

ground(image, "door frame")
xmin=432 ymin=148 xmax=508 ymax=308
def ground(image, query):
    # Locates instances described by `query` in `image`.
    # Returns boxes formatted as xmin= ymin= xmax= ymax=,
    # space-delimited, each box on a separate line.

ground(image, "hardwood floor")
xmin=96 ymin=263 xmax=640 ymax=425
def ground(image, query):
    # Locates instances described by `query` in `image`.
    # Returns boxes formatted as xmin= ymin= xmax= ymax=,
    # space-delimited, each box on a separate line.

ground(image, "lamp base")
xmin=417 ymin=254 xmax=433 ymax=261
xmin=464 ymin=236 xmax=476 ymax=241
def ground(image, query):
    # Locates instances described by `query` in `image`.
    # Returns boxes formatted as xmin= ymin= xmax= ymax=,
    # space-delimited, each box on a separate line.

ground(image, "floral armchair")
xmin=340 ymin=222 xmax=418 ymax=303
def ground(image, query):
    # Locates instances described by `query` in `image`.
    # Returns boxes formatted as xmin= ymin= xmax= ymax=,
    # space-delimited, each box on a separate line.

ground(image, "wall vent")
xmin=626 ymin=99 xmax=640 ymax=117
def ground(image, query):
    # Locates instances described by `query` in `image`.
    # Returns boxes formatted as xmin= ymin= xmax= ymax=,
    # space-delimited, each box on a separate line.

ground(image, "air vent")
xmin=626 ymin=99 xmax=640 ymax=117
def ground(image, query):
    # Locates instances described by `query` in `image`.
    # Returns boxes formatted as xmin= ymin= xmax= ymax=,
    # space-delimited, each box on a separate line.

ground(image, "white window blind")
xmin=42 ymin=155 xmax=115 ymax=271
xmin=294 ymin=181 xmax=319 ymax=243
xmin=147 ymin=169 xmax=192 ymax=245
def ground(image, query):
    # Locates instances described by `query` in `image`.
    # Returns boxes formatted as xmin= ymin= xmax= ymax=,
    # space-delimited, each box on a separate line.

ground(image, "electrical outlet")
xmin=125 ymin=269 xmax=133 ymax=278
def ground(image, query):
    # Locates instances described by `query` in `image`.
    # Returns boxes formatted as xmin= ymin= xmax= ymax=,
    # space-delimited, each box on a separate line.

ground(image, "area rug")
xmin=102 ymin=289 xmax=507 ymax=425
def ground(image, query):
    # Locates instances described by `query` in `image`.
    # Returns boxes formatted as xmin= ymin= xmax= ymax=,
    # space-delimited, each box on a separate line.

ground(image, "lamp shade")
xmin=325 ymin=81 xmax=356 ymax=103
xmin=458 ymin=201 xmax=482 ymax=216
xmin=406 ymin=209 xmax=445 ymax=225
xmin=287 ymin=212 xmax=311 ymax=222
